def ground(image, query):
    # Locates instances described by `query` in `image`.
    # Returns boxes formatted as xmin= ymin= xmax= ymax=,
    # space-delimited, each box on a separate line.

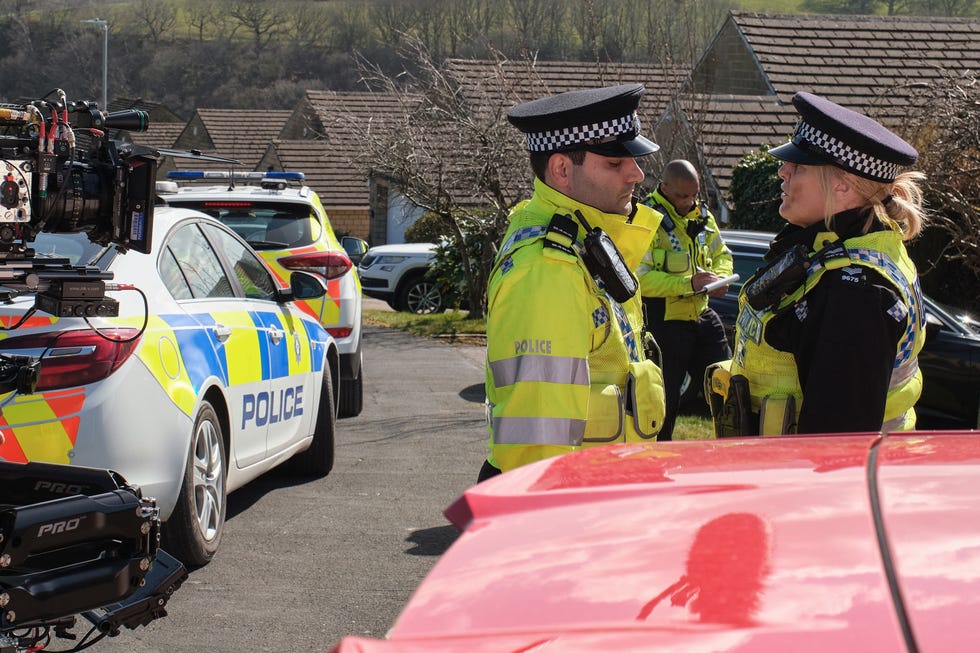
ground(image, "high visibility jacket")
xmin=485 ymin=178 xmax=666 ymax=473
xmin=729 ymin=229 xmax=925 ymax=434
xmin=637 ymin=188 xmax=733 ymax=321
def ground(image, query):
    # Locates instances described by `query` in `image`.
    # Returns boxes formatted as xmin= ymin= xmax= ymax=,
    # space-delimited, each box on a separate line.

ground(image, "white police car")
xmin=159 ymin=171 xmax=365 ymax=417
xmin=0 ymin=206 xmax=339 ymax=567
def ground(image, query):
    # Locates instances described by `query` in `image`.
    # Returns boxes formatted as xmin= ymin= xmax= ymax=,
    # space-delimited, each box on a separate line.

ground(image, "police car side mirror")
xmin=279 ymin=270 xmax=328 ymax=303
xmin=341 ymin=236 xmax=368 ymax=266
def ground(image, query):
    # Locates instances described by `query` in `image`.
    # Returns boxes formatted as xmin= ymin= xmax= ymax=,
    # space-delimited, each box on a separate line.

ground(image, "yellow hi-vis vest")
xmin=485 ymin=179 xmax=666 ymax=473
xmin=637 ymin=188 xmax=734 ymax=321
xmin=729 ymin=230 xmax=925 ymax=435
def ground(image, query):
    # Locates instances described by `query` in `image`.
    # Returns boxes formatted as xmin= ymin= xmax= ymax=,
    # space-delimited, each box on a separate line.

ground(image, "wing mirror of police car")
xmin=279 ymin=270 xmax=328 ymax=303
xmin=341 ymin=236 xmax=369 ymax=266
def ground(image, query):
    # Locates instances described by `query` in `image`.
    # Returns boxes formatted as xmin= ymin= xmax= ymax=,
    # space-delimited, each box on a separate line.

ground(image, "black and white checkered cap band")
xmin=524 ymin=112 xmax=640 ymax=152
xmin=793 ymin=120 xmax=900 ymax=182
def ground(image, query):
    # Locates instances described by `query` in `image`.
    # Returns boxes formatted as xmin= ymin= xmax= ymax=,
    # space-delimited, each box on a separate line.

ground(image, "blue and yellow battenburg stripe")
xmin=123 ymin=309 xmax=330 ymax=416
xmin=0 ymin=308 xmax=331 ymax=463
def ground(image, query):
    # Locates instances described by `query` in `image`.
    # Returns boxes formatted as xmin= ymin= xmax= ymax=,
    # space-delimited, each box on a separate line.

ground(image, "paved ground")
xmin=98 ymin=325 xmax=488 ymax=653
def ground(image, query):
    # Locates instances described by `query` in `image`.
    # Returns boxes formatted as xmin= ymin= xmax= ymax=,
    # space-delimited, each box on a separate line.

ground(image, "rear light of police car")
xmin=278 ymin=251 xmax=352 ymax=280
xmin=0 ymin=328 xmax=142 ymax=391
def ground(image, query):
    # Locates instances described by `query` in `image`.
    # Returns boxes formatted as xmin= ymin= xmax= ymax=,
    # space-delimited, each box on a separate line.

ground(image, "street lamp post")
xmin=81 ymin=18 xmax=108 ymax=110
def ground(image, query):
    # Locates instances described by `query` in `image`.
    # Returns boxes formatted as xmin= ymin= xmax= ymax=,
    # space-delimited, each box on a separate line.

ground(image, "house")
xmin=357 ymin=58 xmax=692 ymax=245
xmin=655 ymin=11 xmax=980 ymax=220
xmin=270 ymin=64 xmax=692 ymax=244
xmin=169 ymin=108 xmax=293 ymax=174
xmin=268 ymin=90 xmax=420 ymax=241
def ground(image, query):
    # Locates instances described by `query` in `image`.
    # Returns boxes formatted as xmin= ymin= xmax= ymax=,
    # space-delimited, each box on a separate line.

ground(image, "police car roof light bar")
xmin=166 ymin=170 xmax=305 ymax=181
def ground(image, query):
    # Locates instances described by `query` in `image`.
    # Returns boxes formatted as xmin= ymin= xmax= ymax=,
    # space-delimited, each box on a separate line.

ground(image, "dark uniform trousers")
xmin=648 ymin=307 xmax=731 ymax=440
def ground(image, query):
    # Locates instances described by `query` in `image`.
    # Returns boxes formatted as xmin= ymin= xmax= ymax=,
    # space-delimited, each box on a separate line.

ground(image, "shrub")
xmin=728 ymin=146 xmax=784 ymax=232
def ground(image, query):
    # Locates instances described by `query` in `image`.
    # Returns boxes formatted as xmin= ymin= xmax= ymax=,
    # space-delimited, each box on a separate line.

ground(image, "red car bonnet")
xmin=333 ymin=432 xmax=980 ymax=652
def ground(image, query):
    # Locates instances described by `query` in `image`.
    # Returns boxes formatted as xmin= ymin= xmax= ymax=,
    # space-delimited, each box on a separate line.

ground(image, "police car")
xmin=0 ymin=206 xmax=340 ymax=567
xmin=160 ymin=171 xmax=365 ymax=417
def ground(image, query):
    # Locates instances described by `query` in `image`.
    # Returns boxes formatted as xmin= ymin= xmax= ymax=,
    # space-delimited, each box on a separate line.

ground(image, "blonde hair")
xmin=817 ymin=167 xmax=927 ymax=240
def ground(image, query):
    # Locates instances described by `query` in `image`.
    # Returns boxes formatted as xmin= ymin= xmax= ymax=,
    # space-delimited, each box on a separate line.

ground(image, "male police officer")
xmin=479 ymin=84 xmax=666 ymax=481
xmin=637 ymin=160 xmax=733 ymax=440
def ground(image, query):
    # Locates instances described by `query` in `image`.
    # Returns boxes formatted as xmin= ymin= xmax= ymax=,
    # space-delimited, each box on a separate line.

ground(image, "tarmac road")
xmin=99 ymin=324 xmax=488 ymax=653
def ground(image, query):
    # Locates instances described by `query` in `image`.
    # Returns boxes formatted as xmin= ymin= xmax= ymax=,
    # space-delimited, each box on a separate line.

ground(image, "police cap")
xmin=507 ymin=83 xmax=659 ymax=158
xmin=769 ymin=92 xmax=917 ymax=182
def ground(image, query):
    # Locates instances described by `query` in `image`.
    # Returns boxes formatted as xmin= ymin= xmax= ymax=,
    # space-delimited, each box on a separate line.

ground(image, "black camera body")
xmin=0 ymin=97 xmax=156 ymax=257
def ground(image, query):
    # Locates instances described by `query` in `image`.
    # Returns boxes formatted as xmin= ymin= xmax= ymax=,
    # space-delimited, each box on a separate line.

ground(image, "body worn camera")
xmin=571 ymin=211 xmax=638 ymax=303
xmin=743 ymin=243 xmax=810 ymax=311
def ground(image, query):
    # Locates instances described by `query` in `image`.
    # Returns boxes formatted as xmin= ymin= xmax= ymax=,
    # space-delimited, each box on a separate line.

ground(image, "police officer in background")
xmin=637 ymin=160 xmax=733 ymax=441
xmin=478 ymin=84 xmax=666 ymax=482
xmin=707 ymin=92 xmax=927 ymax=437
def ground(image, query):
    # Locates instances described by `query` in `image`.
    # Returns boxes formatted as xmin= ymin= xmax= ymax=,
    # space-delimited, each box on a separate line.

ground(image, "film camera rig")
xmin=1 ymin=89 xmax=157 ymax=320
xmin=0 ymin=91 xmax=187 ymax=651
xmin=0 ymin=459 xmax=187 ymax=653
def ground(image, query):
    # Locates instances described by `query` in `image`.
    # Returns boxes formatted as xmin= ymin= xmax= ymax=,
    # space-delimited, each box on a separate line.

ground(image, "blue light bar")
xmin=166 ymin=171 xmax=306 ymax=181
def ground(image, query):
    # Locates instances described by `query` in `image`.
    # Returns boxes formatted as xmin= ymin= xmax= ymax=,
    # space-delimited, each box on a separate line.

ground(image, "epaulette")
xmin=543 ymin=213 xmax=577 ymax=256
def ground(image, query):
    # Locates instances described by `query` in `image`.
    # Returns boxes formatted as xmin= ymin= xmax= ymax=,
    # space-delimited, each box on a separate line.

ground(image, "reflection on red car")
xmin=331 ymin=432 xmax=980 ymax=652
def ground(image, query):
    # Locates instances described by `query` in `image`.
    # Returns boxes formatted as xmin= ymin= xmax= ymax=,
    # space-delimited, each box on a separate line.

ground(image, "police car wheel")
xmin=165 ymin=400 xmax=227 ymax=568
xmin=290 ymin=370 xmax=336 ymax=477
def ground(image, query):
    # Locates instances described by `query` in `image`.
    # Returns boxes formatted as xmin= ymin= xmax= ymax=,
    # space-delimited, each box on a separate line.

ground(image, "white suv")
xmin=358 ymin=243 xmax=445 ymax=314
xmin=160 ymin=171 xmax=365 ymax=416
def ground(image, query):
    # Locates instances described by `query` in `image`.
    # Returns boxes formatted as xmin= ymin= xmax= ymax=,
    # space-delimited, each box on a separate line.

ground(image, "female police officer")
xmin=708 ymin=92 xmax=927 ymax=436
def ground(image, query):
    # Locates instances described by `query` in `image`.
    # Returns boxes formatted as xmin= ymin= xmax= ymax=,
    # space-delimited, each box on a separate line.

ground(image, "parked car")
xmin=358 ymin=242 xmax=446 ymax=314
xmin=0 ymin=207 xmax=340 ymax=567
xmin=706 ymin=230 xmax=980 ymax=429
xmin=160 ymin=171 xmax=365 ymax=417
xmin=331 ymin=430 xmax=980 ymax=653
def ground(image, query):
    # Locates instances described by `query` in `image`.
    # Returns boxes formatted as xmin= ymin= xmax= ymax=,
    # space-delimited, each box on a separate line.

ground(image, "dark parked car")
xmin=708 ymin=230 xmax=980 ymax=430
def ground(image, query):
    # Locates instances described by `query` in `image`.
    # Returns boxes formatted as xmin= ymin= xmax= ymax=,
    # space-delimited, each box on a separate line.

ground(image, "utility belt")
xmin=704 ymin=363 xmax=797 ymax=437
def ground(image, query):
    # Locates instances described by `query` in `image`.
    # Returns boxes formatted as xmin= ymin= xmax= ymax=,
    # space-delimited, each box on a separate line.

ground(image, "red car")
xmin=331 ymin=432 xmax=980 ymax=652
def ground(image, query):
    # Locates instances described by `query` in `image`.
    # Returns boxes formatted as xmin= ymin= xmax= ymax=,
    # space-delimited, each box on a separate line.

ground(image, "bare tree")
xmin=130 ymin=0 xmax=177 ymax=44
xmin=186 ymin=1 xmax=225 ymax=42
xmin=506 ymin=0 xmax=552 ymax=55
xmin=227 ymin=0 xmax=286 ymax=54
xmin=370 ymin=0 xmax=421 ymax=49
xmin=327 ymin=2 xmax=372 ymax=52
xmin=344 ymin=41 xmax=535 ymax=317
xmin=286 ymin=3 xmax=334 ymax=49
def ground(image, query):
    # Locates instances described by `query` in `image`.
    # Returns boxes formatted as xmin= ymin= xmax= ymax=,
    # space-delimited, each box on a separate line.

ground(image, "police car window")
xmin=159 ymin=247 xmax=193 ymax=300
xmin=165 ymin=224 xmax=235 ymax=299
xmin=201 ymin=223 xmax=277 ymax=301
xmin=167 ymin=201 xmax=314 ymax=250
xmin=30 ymin=232 xmax=113 ymax=268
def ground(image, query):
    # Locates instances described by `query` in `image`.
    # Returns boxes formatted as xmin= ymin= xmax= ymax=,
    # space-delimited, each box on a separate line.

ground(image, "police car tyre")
xmin=398 ymin=273 xmax=444 ymax=314
xmin=338 ymin=357 xmax=363 ymax=418
xmin=290 ymin=369 xmax=336 ymax=477
xmin=165 ymin=400 xmax=227 ymax=568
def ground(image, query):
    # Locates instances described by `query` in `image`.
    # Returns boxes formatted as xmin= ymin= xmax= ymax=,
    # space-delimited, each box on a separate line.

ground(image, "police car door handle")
xmin=268 ymin=327 xmax=284 ymax=344
xmin=212 ymin=324 xmax=232 ymax=341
